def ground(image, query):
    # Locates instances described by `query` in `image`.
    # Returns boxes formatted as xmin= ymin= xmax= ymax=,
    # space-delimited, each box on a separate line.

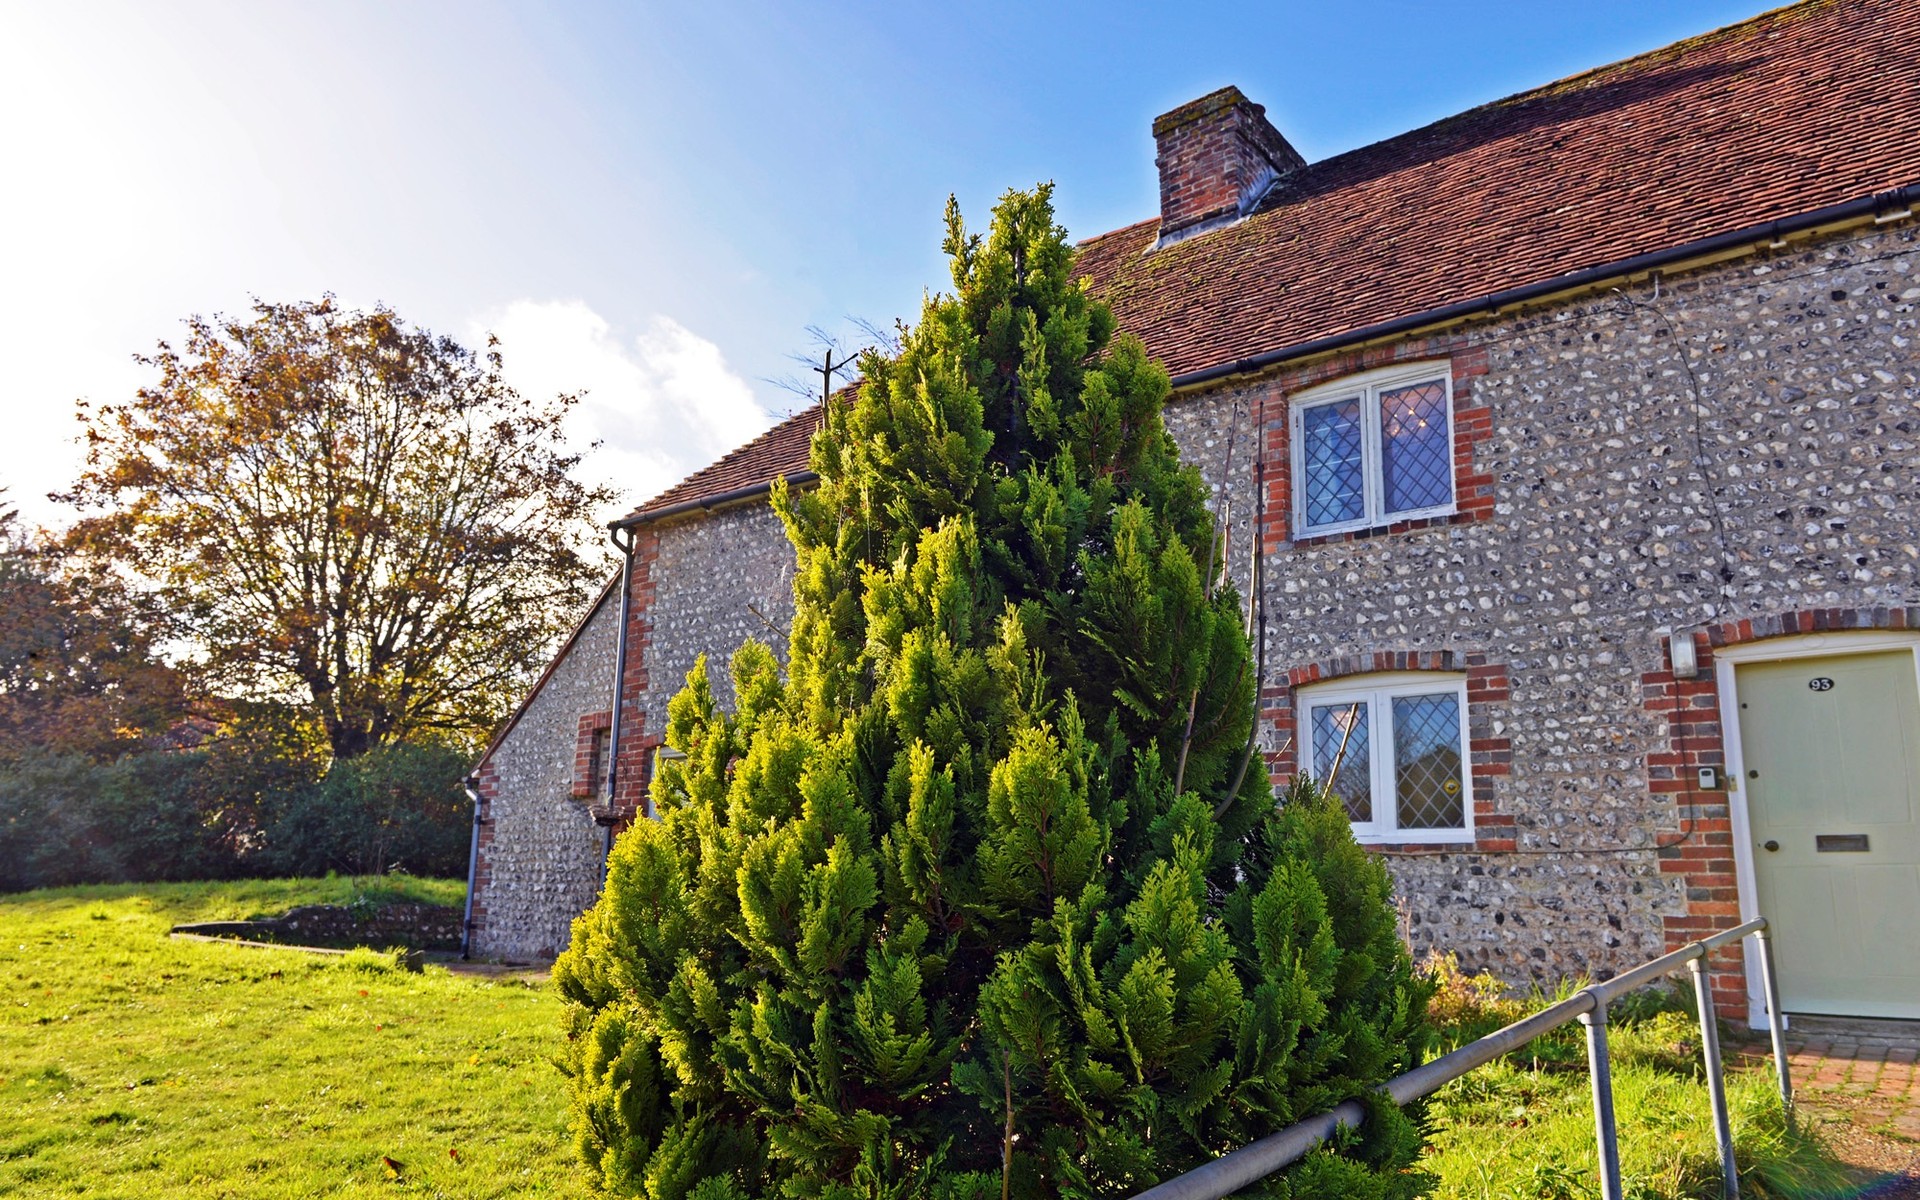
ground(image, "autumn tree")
xmin=554 ymin=188 xmax=1431 ymax=1200
xmin=0 ymin=489 xmax=187 ymax=759
xmin=63 ymin=298 xmax=614 ymax=758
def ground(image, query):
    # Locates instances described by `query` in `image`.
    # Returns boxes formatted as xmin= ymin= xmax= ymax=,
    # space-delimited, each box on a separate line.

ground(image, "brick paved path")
xmin=1733 ymin=1019 xmax=1920 ymax=1194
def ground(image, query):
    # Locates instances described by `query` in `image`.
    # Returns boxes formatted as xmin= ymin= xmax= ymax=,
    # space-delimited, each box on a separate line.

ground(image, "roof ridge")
xmin=1075 ymin=0 xmax=1835 ymax=252
xmin=1469 ymin=0 xmax=1825 ymax=107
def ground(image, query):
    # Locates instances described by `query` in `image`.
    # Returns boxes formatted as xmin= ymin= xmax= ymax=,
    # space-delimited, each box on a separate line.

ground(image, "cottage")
xmin=466 ymin=0 xmax=1920 ymax=1026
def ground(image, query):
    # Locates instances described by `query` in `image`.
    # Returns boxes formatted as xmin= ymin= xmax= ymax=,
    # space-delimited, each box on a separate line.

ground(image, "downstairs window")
xmin=1299 ymin=673 xmax=1472 ymax=844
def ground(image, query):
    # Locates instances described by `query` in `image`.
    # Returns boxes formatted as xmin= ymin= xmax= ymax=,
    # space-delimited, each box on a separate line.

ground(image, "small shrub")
xmin=1423 ymin=952 xmax=1525 ymax=1052
xmin=335 ymin=946 xmax=407 ymax=974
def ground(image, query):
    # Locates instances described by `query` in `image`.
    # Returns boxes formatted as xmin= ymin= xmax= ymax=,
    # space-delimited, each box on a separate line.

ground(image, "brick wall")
xmin=609 ymin=502 xmax=797 ymax=808
xmin=611 ymin=528 xmax=661 ymax=814
xmin=472 ymin=498 xmax=797 ymax=961
xmin=571 ymin=710 xmax=612 ymax=799
xmin=1153 ymin=86 xmax=1304 ymax=243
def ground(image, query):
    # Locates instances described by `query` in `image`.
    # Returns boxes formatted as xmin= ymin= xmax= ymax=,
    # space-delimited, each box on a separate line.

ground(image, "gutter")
xmin=460 ymin=774 xmax=484 ymax=960
xmin=602 ymin=523 xmax=637 ymax=857
xmin=612 ymin=471 xmax=819 ymax=531
xmin=1166 ymin=184 xmax=1920 ymax=391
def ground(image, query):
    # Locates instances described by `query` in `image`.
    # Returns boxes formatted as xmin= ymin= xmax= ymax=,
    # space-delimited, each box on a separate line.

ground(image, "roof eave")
xmin=1168 ymin=183 xmax=1920 ymax=391
xmin=610 ymin=469 xmax=821 ymax=532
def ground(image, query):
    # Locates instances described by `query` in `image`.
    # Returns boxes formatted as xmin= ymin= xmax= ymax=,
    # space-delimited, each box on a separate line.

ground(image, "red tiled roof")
xmin=1075 ymin=0 xmax=1920 ymax=379
xmin=620 ymin=405 xmax=822 ymax=524
xmin=627 ymin=0 xmax=1919 ymax=519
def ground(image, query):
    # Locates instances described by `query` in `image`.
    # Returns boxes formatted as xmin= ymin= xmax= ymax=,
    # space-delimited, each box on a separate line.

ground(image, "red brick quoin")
xmin=1262 ymin=649 xmax=1514 ymax=852
xmin=610 ymin=529 xmax=665 ymax=825
xmin=1646 ymin=606 xmax=1920 ymax=1021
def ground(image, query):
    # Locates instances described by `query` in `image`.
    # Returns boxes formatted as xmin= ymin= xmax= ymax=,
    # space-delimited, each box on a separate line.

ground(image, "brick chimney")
xmin=1153 ymin=86 xmax=1304 ymax=248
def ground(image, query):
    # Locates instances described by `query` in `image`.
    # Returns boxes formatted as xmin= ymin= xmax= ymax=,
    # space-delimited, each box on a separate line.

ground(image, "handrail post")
xmin=1578 ymin=998 xmax=1625 ymax=1200
xmin=1752 ymin=925 xmax=1794 ymax=1128
xmin=1687 ymin=955 xmax=1739 ymax=1199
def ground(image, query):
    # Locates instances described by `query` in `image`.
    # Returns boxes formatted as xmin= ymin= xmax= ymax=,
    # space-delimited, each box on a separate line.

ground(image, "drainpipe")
xmin=460 ymin=774 xmax=483 ymax=960
xmin=603 ymin=523 xmax=638 ymax=880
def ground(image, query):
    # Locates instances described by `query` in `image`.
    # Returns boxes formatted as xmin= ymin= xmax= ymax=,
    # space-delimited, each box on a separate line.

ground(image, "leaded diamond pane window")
xmin=1310 ymin=701 xmax=1372 ymax=822
xmin=1301 ymin=675 xmax=1472 ymax=843
xmin=1292 ymin=366 xmax=1454 ymax=534
xmin=1380 ymin=381 xmax=1451 ymax=514
xmin=1392 ymin=693 xmax=1464 ymax=830
xmin=1302 ymin=399 xmax=1365 ymax=529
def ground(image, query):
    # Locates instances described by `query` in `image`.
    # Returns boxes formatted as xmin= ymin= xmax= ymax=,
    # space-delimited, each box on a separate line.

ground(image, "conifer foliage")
xmin=554 ymin=187 xmax=1432 ymax=1200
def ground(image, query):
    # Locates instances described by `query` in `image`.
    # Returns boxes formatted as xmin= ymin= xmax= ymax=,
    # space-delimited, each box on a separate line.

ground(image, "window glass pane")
xmin=1310 ymin=701 xmax=1372 ymax=822
xmin=1392 ymin=692 xmax=1464 ymax=830
xmin=1301 ymin=399 xmax=1365 ymax=528
xmin=1379 ymin=380 xmax=1451 ymax=515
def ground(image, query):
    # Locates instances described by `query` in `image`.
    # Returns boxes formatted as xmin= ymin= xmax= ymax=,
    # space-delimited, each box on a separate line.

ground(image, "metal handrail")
xmin=1131 ymin=917 xmax=1791 ymax=1200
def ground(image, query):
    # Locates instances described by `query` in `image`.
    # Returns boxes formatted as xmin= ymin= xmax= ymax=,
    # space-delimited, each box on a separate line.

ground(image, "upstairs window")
xmin=1300 ymin=673 xmax=1472 ymax=844
xmin=1291 ymin=363 xmax=1454 ymax=536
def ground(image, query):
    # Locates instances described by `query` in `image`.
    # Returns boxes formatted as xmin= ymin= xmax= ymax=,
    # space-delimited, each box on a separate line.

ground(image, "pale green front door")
xmin=1736 ymin=649 xmax=1920 ymax=1019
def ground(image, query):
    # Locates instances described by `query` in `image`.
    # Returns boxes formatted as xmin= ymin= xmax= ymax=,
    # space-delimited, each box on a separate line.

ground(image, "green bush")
xmin=258 ymin=741 xmax=472 ymax=878
xmin=0 ymin=748 xmax=250 ymax=890
xmin=553 ymin=187 xmax=1432 ymax=1200
xmin=0 ymin=737 xmax=470 ymax=892
xmin=0 ymin=750 xmax=126 ymax=890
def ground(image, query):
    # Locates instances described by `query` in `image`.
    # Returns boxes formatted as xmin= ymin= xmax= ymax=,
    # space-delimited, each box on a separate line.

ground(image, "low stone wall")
xmin=171 ymin=902 xmax=463 ymax=951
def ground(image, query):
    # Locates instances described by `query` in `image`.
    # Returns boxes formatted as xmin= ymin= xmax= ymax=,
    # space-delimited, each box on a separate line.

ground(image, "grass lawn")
xmin=1420 ymin=994 xmax=1854 ymax=1200
xmin=1 ymin=879 xmax=1861 ymax=1199
xmin=1 ymin=877 xmax=583 ymax=1198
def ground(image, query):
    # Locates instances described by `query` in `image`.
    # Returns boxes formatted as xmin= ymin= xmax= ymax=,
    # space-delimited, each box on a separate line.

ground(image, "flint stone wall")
xmin=469 ymin=583 xmax=619 ymax=962
xmin=639 ymin=502 xmax=796 ymax=740
xmin=1167 ymin=220 xmax=1919 ymax=985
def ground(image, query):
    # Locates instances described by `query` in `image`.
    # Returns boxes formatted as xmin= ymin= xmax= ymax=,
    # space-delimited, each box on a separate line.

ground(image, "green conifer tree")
xmin=555 ymin=186 xmax=1433 ymax=1200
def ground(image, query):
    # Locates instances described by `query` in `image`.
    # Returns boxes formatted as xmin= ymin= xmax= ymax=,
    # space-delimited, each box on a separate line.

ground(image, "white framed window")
xmin=1299 ymin=672 xmax=1472 ymax=844
xmin=1289 ymin=362 xmax=1455 ymax=537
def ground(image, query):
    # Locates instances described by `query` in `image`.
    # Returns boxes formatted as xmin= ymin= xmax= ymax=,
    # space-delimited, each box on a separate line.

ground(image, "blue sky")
xmin=0 ymin=0 xmax=1764 ymax=527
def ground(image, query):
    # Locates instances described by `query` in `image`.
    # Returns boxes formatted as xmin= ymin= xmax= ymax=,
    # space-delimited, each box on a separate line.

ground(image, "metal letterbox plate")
xmin=1814 ymin=834 xmax=1870 ymax=853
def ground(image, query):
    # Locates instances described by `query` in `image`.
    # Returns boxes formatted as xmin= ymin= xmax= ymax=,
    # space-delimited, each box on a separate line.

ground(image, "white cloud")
xmin=472 ymin=301 xmax=777 ymax=521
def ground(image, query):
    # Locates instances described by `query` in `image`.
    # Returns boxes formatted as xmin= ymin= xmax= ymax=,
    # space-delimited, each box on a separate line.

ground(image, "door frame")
xmin=1713 ymin=630 xmax=1920 ymax=1028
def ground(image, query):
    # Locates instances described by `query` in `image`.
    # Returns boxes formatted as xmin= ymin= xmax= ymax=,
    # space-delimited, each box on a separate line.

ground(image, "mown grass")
xmin=0 ymin=877 xmax=581 ymax=1198
xmin=1419 ymin=959 xmax=1854 ymax=1200
xmin=0 ymin=880 xmax=1863 ymax=1199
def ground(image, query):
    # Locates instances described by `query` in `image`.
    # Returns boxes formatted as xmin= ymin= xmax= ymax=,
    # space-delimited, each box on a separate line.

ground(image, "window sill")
xmin=1354 ymin=830 xmax=1475 ymax=848
xmin=1292 ymin=509 xmax=1466 ymax=548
